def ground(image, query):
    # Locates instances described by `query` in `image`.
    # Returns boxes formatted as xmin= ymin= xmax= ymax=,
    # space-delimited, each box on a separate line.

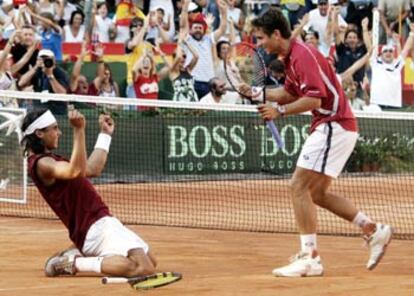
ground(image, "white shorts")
xmin=297 ymin=122 xmax=358 ymax=178
xmin=82 ymin=216 xmax=149 ymax=257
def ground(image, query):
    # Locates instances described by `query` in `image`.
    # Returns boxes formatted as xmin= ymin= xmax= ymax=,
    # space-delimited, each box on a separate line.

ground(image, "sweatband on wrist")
xmin=94 ymin=133 xmax=111 ymax=152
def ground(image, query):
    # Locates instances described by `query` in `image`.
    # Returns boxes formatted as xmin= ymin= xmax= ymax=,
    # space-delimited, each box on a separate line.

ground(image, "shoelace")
xmin=288 ymin=252 xmax=309 ymax=263
xmin=55 ymin=257 xmax=74 ymax=274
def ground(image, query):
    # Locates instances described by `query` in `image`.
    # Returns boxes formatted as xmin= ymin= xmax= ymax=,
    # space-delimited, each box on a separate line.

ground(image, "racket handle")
xmin=266 ymin=120 xmax=284 ymax=149
xmin=102 ymin=277 xmax=129 ymax=284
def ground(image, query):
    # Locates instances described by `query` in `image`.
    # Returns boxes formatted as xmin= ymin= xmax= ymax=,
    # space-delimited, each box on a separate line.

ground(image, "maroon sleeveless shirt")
xmin=28 ymin=153 xmax=111 ymax=250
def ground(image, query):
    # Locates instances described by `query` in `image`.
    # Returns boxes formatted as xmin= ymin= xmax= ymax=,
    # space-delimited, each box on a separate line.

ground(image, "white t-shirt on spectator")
xmin=185 ymin=33 xmax=216 ymax=83
xmin=63 ymin=25 xmax=85 ymax=42
xmin=304 ymin=8 xmax=347 ymax=51
xmin=95 ymin=15 xmax=113 ymax=43
xmin=362 ymin=104 xmax=382 ymax=112
xmin=199 ymin=91 xmax=241 ymax=104
xmin=370 ymin=55 xmax=404 ymax=107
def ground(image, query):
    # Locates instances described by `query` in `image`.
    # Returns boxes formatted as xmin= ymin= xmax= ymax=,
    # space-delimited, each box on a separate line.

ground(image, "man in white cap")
xmin=18 ymin=49 xmax=69 ymax=115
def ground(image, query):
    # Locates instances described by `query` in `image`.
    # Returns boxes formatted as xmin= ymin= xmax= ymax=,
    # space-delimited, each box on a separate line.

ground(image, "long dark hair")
xmin=20 ymin=108 xmax=49 ymax=155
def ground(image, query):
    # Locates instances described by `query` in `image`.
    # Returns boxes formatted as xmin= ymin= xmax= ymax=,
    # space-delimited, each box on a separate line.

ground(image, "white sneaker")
xmin=44 ymin=254 xmax=77 ymax=277
xmin=272 ymin=252 xmax=323 ymax=277
xmin=365 ymin=223 xmax=393 ymax=270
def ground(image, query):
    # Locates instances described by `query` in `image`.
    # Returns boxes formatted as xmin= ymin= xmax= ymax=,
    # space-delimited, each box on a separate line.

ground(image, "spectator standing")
xmin=36 ymin=0 xmax=64 ymax=21
xmin=345 ymin=0 xmax=374 ymax=32
xmin=69 ymin=39 xmax=93 ymax=96
xmin=335 ymin=18 xmax=371 ymax=87
xmin=225 ymin=0 xmax=244 ymax=43
xmin=10 ymin=25 xmax=39 ymax=79
xmin=94 ymin=2 xmax=115 ymax=43
xmin=90 ymin=62 xmax=120 ymax=99
xmin=170 ymin=33 xmax=199 ymax=102
xmin=0 ymin=30 xmax=38 ymax=93
xmin=149 ymin=0 xmax=175 ymax=40
xmin=27 ymin=9 xmax=63 ymax=61
xmin=125 ymin=16 xmax=152 ymax=96
xmin=281 ymin=0 xmax=308 ymax=29
xmin=378 ymin=0 xmax=410 ymax=44
xmin=180 ymin=0 xmax=228 ymax=99
xmin=305 ymin=0 xmax=347 ymax=56
xmin=63 ymin=10 xmax=86 ymax=42
xmin=370 ymin=27 xmax=414 ymax=108
xmin=132 ymin=46 xmax=169 ymax=110
xmin=113 ymin=0 xmax=145 ymax=43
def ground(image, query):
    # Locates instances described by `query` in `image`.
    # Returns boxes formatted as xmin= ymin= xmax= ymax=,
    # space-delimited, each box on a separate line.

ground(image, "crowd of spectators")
xmin=0 ymin=0 xmax=414 ymax=113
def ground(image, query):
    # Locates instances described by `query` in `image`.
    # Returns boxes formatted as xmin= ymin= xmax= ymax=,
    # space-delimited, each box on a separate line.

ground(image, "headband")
xmin=23 ymin=110 xmax=57 ymax=136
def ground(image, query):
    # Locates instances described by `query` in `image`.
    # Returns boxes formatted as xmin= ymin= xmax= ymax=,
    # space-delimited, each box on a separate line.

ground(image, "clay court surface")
xmin=0 ymin=217 xmax=413 ymax=296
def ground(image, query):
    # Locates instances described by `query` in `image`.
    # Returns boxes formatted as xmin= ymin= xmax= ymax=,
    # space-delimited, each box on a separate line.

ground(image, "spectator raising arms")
xmin=125 ymin=16 xmax=152 ymax=91
xmin=370 ymin=26 xmax=414 ymax=108
xmin=26 ymin=8 xmax=63 ymax=61
xmin=225 ymin=0 xmax=244 ymax=43
xmin=180 ymin=0 xmax=228 ymax=99
xmin=113 ymin=0 xmax=145 ymax=43
xmin=10 ymin=25 xmax=40 ymax=78
xmin=69 ymin=39 xmax=92 ymax=96
xmin=132 ymin=45 xmax=169 ymax=111
xmin=170 ymin=31 xmax=199 ymax=102
xmin=94 ymin=2 xmax=115 ymax=43
xmin=90 ymin=62 xmax=120 ymax=99
xmin=334 ymin=17 xmax=371 ymax=87
xmin=35 ymin=0 xmax=64 ymax=22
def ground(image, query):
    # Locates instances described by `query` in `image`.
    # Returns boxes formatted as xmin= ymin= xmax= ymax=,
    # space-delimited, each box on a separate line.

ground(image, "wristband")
xmin=94 ymin=133 xmax=112 ymax=152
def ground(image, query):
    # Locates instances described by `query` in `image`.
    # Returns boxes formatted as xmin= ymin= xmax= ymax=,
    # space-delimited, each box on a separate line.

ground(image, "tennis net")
xmin=0 ymin=91 xmax=413 ymax=239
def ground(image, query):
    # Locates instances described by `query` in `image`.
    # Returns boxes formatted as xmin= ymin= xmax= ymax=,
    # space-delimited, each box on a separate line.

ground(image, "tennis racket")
xmin=224 ymin=42 xmax=284 ymax=149
xmin=102 ymin=271 xmax=182 ymax=290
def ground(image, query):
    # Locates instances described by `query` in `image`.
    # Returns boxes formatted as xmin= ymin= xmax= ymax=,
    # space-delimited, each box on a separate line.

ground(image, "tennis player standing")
xmin=252 ymin=8 xmax=392 ymax=277
xmin=20 ymin=107 xmax=157 ymax=277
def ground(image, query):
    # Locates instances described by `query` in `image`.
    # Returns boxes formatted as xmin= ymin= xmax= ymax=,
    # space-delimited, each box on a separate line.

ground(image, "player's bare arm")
xmin=266 ymin=87 xmax=298 ymax=104
xmin=258 ymin=96 xmax=321 ymax=121
xmin=86 ymin=114 xmax=115 ymax=178
xmin=36 ymin=109 xmax=87 ymax=185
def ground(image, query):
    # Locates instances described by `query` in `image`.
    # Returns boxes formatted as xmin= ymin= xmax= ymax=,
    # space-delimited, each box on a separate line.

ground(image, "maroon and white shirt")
xmin=284 ymin=39 xmax=358 ymax=133
xmin=28 ymin=153 xmax=111 ymax=250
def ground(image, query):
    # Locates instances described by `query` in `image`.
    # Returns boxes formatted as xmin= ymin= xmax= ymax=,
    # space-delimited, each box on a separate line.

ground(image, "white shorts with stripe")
xmin=297 ymin=122 xmax=358 ymax=178
xmin=82 ymin=216 xmax=149 ymax=257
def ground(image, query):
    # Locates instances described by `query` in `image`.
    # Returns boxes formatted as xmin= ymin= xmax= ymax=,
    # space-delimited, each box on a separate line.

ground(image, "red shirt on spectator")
xmin=284 ymin=39 xmax=358 ymax=133
xmin=133 ymin=74 xmax=159 ymax=111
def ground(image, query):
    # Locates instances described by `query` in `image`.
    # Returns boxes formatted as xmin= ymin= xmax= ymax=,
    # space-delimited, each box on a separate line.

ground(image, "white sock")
xmin=300 ymin=234 xmax=317 ymax=254
xmin=352 ymin=212 xmax=373 ymax=228
xmin=75 ymin=257 xmax=103 ymax=273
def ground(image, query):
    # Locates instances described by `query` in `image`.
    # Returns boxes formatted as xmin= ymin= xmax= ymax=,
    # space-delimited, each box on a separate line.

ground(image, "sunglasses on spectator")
xmin=382 ymin=49 xmax=393 ymax=53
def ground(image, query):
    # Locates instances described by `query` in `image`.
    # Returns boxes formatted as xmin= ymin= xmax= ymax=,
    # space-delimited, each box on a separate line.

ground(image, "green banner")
xmin=49 ymin=111 xmax=414 ymax=181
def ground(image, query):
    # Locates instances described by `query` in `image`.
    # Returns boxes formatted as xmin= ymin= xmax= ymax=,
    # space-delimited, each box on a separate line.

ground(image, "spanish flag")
xmin=115 ymin=0 xmax=145 ymax=27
